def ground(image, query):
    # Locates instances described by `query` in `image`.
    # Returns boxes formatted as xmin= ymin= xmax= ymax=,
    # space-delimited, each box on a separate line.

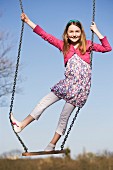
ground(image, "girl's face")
xmin=67 ymin=24 xmax=81 ymax=44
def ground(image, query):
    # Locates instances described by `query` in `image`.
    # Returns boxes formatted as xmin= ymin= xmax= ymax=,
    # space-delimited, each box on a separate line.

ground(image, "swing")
xmin=9 ymin=0 xmax=96 ymax=156
xmin=22 ymin=149 xmax=68 ymax=156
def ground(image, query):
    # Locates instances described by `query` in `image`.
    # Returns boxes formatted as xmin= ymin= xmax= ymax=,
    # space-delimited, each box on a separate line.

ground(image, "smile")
xmin=71 ymin=36 xmax=78 ymax=38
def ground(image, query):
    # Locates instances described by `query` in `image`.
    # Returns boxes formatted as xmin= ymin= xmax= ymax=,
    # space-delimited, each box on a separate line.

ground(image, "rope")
xmin=9 ymin=0 xmax=28 ymax=152
xmin=60 ymin=0 xmax=96 ymax=150
xmin=90 ymin=0 xmax=96 ymax=69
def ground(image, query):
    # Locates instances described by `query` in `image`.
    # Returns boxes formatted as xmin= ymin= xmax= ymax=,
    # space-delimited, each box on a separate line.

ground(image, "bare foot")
xmin=10 ymin=113 xmax=23 ymax=133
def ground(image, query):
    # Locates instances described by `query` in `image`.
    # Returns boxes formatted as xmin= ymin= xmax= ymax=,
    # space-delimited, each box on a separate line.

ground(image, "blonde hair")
xmin=62 ymin=20 xmax=87 ymax=56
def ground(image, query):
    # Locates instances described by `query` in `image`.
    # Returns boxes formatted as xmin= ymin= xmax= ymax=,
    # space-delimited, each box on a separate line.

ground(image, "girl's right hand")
xmin=21 ymin=13 xmax=29 ymax=23
xmin=21 ymin=13 xmax=36 ymax=29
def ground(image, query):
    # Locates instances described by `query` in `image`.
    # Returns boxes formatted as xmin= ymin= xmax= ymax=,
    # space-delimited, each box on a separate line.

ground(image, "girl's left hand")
xmin=90 ymin=21 xmax=98 ymax=33
xmin=90 ymin=21 xmax=104 ymax=39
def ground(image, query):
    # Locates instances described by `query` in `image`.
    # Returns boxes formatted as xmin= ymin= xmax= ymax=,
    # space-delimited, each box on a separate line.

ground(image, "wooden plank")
xmin=22 ymin=149 xmax=67 ymax=156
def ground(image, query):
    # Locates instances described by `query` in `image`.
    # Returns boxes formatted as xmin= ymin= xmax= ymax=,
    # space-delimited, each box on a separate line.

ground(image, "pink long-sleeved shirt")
xmin=33 ymin=25 xmax=112 ymax=65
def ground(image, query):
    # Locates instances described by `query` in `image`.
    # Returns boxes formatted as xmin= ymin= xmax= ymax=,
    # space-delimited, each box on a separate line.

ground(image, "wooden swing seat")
xmin=22 ymin=149 xmax=67 ymax=156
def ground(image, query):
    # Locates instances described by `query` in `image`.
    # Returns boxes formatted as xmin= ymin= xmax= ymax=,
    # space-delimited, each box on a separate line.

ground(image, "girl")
xmin=11 ymin=13 xmax=112 ymax=151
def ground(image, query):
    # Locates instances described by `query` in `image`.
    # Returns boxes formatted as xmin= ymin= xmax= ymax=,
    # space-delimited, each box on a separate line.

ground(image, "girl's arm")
xmin=21 ymin=13 xmax=63 ymax=51
xmin=89 ymin=22 xmax=112 ymax=52
xmin=90 ymin=22 xmax=104 ymax=39
xmin=21 ymin=13 xmax=36 ymax=29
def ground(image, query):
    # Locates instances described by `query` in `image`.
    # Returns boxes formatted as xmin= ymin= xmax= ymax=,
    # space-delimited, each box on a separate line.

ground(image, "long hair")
xmin=62 ymin=20 xmax=87 ymax=56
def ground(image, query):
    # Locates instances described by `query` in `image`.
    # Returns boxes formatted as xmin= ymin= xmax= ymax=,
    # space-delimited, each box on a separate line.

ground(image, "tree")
xmin=0 ymin=30 xmax=15 ymax=106
xmin=0 ymin=13 xmax=23 ymax=107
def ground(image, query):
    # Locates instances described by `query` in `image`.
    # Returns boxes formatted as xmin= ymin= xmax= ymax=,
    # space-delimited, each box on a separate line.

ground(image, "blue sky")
xmin=0 ymin=0 xmax=113 ymax=158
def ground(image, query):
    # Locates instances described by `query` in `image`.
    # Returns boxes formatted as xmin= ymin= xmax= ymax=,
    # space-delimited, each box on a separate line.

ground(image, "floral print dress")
xmin=51 ymin=54 xmax=91 ymax=108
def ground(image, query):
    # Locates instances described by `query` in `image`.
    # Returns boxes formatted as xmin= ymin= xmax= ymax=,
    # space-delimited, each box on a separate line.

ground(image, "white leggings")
xmin=30 ymin=92 xmax=75 ymax=135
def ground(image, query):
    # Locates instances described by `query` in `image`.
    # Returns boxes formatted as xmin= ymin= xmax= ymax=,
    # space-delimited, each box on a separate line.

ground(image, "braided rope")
xmin=90 ymin=0 xmax=96 ymax=69
xmin=9 ymin=0 xmax=28 ymax=152
xmin=60 ymin=0 xmax=96 ymax=150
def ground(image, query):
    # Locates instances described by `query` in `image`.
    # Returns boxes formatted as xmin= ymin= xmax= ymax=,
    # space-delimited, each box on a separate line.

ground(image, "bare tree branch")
xmin=0 ymin=14 xmax=23 ymax=107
